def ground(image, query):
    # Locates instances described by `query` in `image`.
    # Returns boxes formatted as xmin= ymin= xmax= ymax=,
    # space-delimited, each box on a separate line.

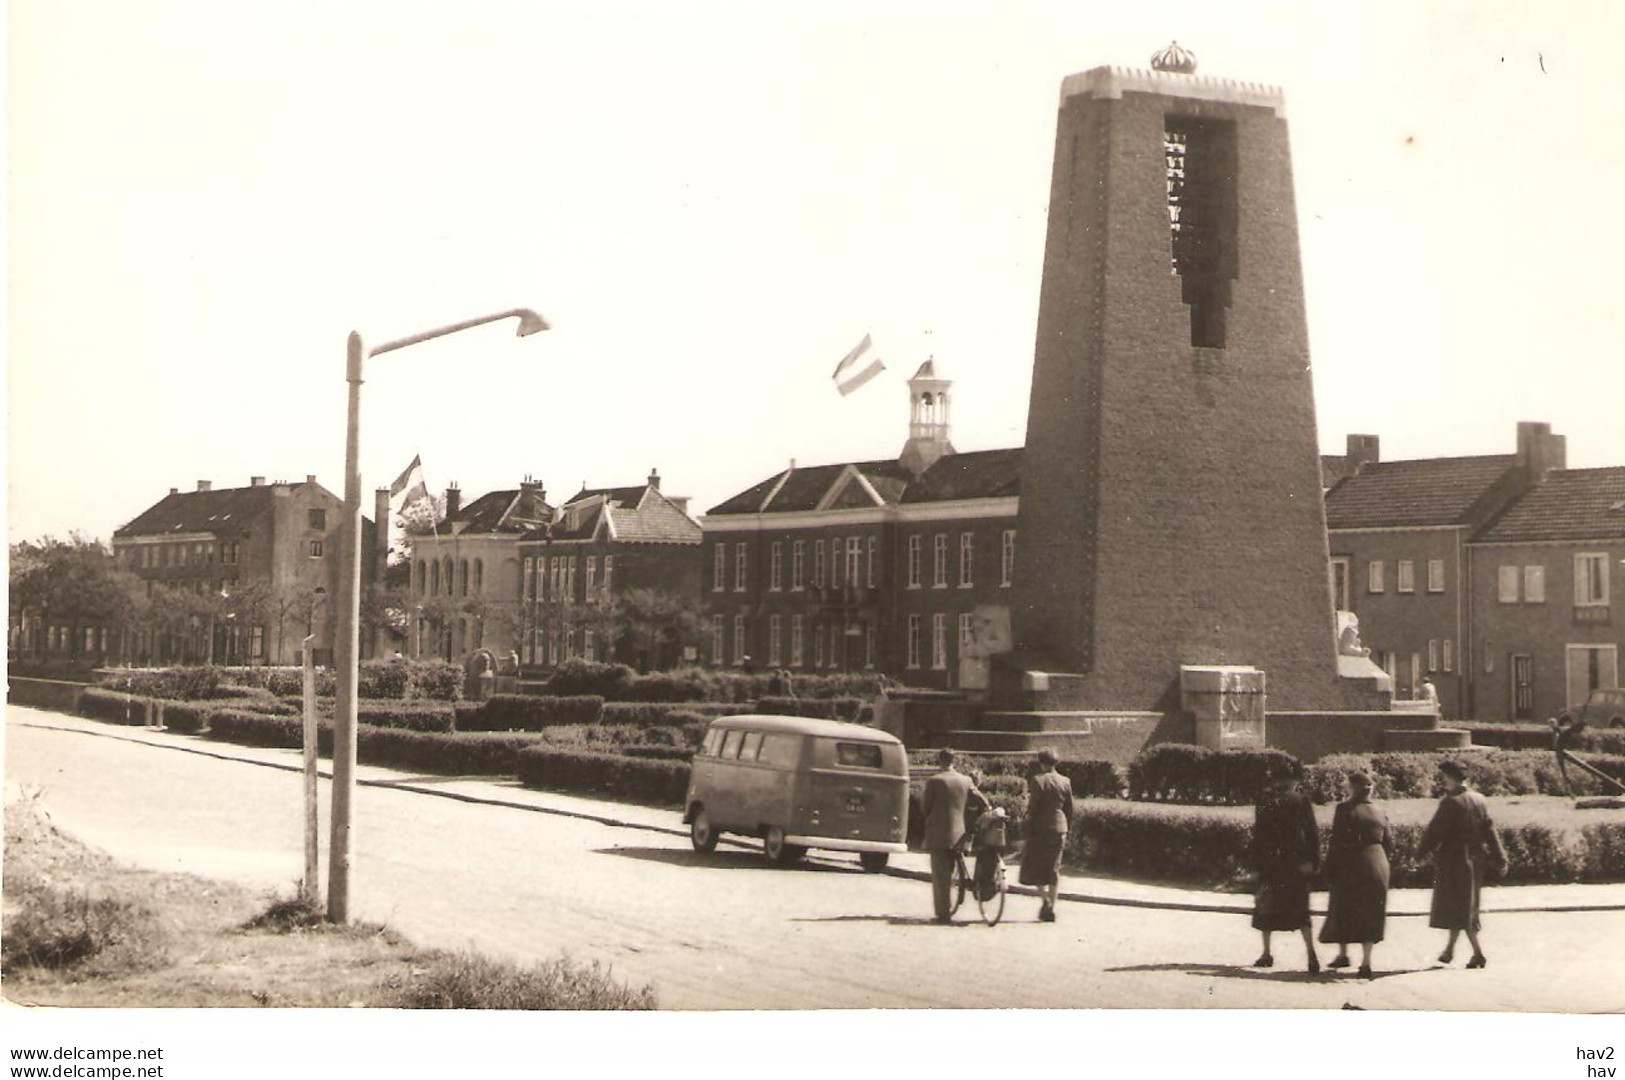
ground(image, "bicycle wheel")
xmin=947 ymin=854 xmax=967 ymax=917
xmin=976 ymin=859 xmax=1007 ymax=927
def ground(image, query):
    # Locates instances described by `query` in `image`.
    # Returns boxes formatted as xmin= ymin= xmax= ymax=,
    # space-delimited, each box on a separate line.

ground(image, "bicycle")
xmin=946 ymin=807 xmax=1008 ymax=926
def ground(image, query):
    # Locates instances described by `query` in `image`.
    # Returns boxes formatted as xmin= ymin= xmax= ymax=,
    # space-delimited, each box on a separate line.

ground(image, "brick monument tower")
xmin=999 ymin=44 xmax=1358 ymax=719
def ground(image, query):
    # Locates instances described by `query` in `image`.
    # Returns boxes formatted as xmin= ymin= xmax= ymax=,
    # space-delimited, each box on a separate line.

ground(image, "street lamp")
xmin=329 ymin=308 xmax=548 ymax=924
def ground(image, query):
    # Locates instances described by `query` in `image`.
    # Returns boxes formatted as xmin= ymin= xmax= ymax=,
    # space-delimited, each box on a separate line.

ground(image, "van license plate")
xmin=844 ymin=794 xmax=867 ymax=813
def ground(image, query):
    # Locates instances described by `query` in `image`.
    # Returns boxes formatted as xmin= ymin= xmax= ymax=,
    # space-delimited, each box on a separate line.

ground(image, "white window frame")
xmin=790 ymin=615 xmax=804 ymax=666
xmin=906 ymin=615 xmax=922 ymax=669
xmin=770 ymin=542 xmax=783 ymax=592
xmin=769 ymin=615 xmax=783 ymax=665
xmin=523 ymin=557 xmax=534 ymax=599
xmin=867 ymin=536 xmax=879 ymax=589
xmin=814 ymin=540 xmax=827 ymax=589
xmin=734 ymin=542 xmax=747 ymax=593
xmin=733 ymin=614 xmax=746 ymax=665
xmin=1427 ymin=638 xmax=1439 ymax=672
xmin=585 ymin=556 xmax=597 ymax=592
xmin=1442 ymin=638 xmax=1454 ymax=673
xmin=1001 ymin=529 xmax=1016 ymax=588
xmin=713 ymin=544 xmax=726 ymax=592
xmin=958 ymin=532 xmax=974 ymax=588
xmin=933 ymin=534 xmax=948 ymax=589
xmin=1367 ymin=560 xmax=1385 ymax=594
xmin=846 ymin=537 xmax=862 ymax=588
xmin=931 ymin=614 xmax=948 ymax=670
xmin=1575 ymin=553 xmax=1610 ymax=606
xmin=710 ymin=614 xmax=724 ymax=665
xmin=959 ymin=612 xmax=975 ymax=652
xmin=603 ymin=555 xmax=614 ymax=594
xmin=1397 ymin=559 xmax=1415 ymax=594
xmin=907 ymin=535 xmax=922 ymax=589
xmin=1523 ymin=564 xmax=1545 ymax=604
xmin=1329 ymin=556 xmax=1351 ymax=610
xmin=1498 ymin=565 xmax=1520 ymax=604
xmin=1427 ymin=558 xmax=1445 ymax=593
xmin=792 ymin=541 xmax=805 ymax=591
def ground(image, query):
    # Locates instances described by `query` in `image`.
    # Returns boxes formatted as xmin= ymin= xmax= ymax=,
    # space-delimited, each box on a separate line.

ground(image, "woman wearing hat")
xmin=1320 ymin=770 xmax=1393 ymax=977
xmin=1418 ymin=759 xmax=1509 ymax=968
xmin=1250 ymin=774 xmax=1321 ymax=971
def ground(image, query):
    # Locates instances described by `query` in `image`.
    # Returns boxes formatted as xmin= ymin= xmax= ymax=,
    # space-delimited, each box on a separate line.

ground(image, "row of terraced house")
xmin=46 ymin=365 xmax=1623 ymax=724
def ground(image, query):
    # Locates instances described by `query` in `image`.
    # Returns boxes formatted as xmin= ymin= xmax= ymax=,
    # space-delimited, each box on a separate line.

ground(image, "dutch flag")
xmin=832 ymin=333 xmax=884 ymax=397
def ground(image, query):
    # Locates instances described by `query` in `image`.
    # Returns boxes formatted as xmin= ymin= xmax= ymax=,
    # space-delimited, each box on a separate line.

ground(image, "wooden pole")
xmin=302 ymin=633 xmax=320 ymax=904
xmin=329 ymin=331 xmax=364 ymax=923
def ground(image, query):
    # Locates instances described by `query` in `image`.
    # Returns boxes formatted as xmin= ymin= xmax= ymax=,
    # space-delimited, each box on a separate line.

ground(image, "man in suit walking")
xmin=921 ymin=748 xmax=989 ymax=923
xmin=1021 ymin=748 xmax=1075 ymax=922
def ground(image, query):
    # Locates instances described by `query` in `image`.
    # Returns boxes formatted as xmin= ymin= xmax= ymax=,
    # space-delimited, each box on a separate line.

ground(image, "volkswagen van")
xmin=684 ymin=715 xmax=909 ymax=871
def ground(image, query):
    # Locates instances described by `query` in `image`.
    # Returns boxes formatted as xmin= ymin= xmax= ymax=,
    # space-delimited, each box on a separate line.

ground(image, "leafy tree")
xmin=607 ymin=587 xmax=708 ymax=672
xmin=8 ymin=535 xmax=144 ymax=661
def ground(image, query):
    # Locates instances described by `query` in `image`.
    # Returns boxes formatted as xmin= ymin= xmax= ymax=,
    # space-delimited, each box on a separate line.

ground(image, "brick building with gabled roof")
xmin=517 ymin=471 xmax=703 ymax=670
xmin=1467 ymin=465 xmax=1625 ymax=721
xmin=96 ymin=475 xmax=377 ymax=666
xmin=702 ymin=361 xmax=1024 ymax=688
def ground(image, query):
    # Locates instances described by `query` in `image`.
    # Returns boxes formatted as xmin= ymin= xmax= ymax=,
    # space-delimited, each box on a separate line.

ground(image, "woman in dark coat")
xmin=1418 ymin=759 xmax=1508 ymax=968
xmin=1319 ymin=771 xmax=1393 ymax=978
xmin=1251 ymin=775 xmax=1321 ymax=972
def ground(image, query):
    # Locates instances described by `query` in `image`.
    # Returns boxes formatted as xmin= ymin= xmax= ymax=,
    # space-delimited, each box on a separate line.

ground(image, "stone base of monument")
xmin=942 ymin=710 xmax=1168 ymax=760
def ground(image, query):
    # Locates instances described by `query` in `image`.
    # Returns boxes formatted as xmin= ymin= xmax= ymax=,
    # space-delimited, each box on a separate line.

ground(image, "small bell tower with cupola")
xmin=899 ymin=359 xmax=956 ymax=476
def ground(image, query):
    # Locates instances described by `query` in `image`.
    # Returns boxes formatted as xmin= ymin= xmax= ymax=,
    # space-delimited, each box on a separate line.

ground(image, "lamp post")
xmin=329 ymin=308 xmax=548 ymax=924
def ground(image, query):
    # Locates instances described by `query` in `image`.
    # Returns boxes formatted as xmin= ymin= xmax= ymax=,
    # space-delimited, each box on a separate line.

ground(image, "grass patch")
xmin=401 ymin=952 xmax=656 ymax=1010
xmin=2 ymin=790 xmax=656 ymax=1009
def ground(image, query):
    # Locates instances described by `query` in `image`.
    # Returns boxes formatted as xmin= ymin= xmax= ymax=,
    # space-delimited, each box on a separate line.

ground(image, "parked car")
xmin=1559 ymin=688 xmax=1625 ymax=729
xmin=683 ymin=714 xmax=909 ymax=871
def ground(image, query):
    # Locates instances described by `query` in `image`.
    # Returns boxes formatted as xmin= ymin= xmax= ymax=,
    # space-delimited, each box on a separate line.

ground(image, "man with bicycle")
xmin=921 ymin=748 xmax=989 ymax=923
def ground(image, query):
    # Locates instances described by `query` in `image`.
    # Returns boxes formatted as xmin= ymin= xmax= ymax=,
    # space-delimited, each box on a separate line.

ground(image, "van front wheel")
xmin=690 ymin=807 xmax=719 ymax=853
xmin=764 ymin=827 xmax=806 ymax=865
xmin=859 ymin=852 xmax=889 ymax=874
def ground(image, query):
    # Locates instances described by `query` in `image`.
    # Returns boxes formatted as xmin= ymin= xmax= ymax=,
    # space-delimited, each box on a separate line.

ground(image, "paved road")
xmin=6 ymin=707 xmax=1623 ymax=1011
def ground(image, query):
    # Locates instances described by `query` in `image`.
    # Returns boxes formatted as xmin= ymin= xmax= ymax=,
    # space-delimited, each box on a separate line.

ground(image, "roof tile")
xmin=1475 ymin=468 xmax=1625 ymax=543
xmin=1325 ymin=456 xmax=1516 ymax=529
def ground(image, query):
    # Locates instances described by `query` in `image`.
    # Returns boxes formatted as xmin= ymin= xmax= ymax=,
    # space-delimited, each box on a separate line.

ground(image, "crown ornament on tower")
xmin=1150 ymin=41 xmax=1197 ymax=74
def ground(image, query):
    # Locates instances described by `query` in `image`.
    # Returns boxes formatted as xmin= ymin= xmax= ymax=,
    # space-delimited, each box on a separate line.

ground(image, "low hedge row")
xmin=1302 ymin=750 xmax=1625 ymax=803
xmin=203 ymin=709 xmax=542 ymax=774
xmin=458 ymin=695 xmax=605 ymax=731
xmin=755 ymin=696 xmax=864 ymax=722
xmin=529 ymin=660 xmax=892 ymax=704
xmin=78 ymin=688 xmax=159 ymax=725
xmin=1460 ymin=723 xmax=1625 ymax=757
xmin=99 ymin=661 xmax=464 ymax=701
xmin=599 ymin=703 xmax=715 ymax=728
xmin=535 ymin=722 xmax=707 ymax=752
xmin=1128 ymin=745 xmax=1301 ymax=805
xmin=515 ymin=745 xmax=691 ymax=805
xmin=1061 ymin=802 xmax=1625 ymax=887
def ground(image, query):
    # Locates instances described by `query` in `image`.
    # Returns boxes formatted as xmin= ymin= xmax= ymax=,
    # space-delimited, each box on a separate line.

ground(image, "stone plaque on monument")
xmin=1181 ymin=665 xmax=1266 ymax=749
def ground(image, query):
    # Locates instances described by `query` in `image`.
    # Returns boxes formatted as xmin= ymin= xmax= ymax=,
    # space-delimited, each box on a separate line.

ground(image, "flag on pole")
xmin=832 ymin=333 xmax=884 ymax=396
xmin=389 ymin=454 xmax=429 ymax=507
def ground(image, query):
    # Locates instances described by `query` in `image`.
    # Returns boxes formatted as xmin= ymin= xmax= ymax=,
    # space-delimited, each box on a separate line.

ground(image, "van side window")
xmin=720 ymin=729 xmax=743 ymax=759
xmin=700 ymin=727 xmax=723 ymax=757
xmin=739 ymin=731 xmax=764 ymax=761
xmin=835 ymin=742 xmax=883 ymax=769
xmin=757 ymin=733 xmax=800 ymax=767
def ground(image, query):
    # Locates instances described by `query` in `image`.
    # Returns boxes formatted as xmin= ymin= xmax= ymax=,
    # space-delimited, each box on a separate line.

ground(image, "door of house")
xmin=1511 ymin=654 xmax=1534 ymax=720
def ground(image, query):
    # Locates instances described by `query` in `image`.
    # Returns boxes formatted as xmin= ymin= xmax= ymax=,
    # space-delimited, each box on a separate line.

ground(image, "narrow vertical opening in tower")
xmin=1165 ymin=116 xmax=1239 ymax=348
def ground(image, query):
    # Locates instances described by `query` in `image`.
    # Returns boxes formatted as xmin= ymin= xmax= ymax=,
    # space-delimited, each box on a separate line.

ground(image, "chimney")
xmin=196 ymin=480 xmax=212 ymax=492
xmin=1516 ymin=421 xmax=1566 ymax=482
xmin=1344 ymin=434 xmax=1380 ymax=475
xmin=250 ymin=476 xmax=266 ymax=487
xmin=306 ymin=474 xmax=317 ymax=485
xmin=647 ymin=468 xmax=661 ymax=491
xmin=444 ymin=483 xmax=462 ymax=518
xmin=519 ymin=475 xmax=545 ymax=505
xmin=169 ymin=487 xmax=179 ymax=497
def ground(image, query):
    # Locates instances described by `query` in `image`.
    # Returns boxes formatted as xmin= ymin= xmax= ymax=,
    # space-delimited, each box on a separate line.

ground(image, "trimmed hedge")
xmin=160 ymin=701 xmax=211 ymax=734
xmin=1128 ymin=744 xmax=1301 ymax=805
xmin=78 ymin=688 xmax=157 ymax=725
xmin=755 ymin=696 xmax=864 ymax=722
xmin=1461 ymin=722 xmax=1625 ymax=757
xmin=1060 ymin=802 xmax=1625 ymax=888
xmin=110 ymin=661 xmax=464 ymax=701
xmin=515 ymin=745 xmax=691 ymax=805
xmin=599 ymin=703 xmax=715 ymax=728
xmin=203 ymin=709 xmax=542 ymax=774
xmin=96 ymin=667 xmax=228 ymax=701
xmin=458 ymin=695 xmax=605 ymax=732
xmin=534 ymin=666 xmax=893 ymax=704
xmin=1302 ymin=750 xmax=1625 ymax=803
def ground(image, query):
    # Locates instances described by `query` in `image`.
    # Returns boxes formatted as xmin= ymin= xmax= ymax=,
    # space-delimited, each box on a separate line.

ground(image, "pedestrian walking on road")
xmin=1251 ymin=774 xmax=1321 ymax=972
xmin=1320 ymin=770 xmax=1392 ymax=978
xmin=1019 ymin=749 xmax=1074 ymax=923
xmin=921 ymin=749 xmax=989 ymax=923
xmin=1418 ymin=759 xmax=1508 ymax=969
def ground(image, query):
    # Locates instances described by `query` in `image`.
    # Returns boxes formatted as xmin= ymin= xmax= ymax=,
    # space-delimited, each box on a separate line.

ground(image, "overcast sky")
xmin=8 ymin=0 xmax=1623 ymax=545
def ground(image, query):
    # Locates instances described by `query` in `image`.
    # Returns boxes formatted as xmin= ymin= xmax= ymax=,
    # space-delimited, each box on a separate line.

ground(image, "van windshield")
xmin=834 ymin=742 xmax=883 ymax=769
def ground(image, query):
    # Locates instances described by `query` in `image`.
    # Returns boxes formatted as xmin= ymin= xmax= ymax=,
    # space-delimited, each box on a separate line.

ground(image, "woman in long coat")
xmin=1251 ymin=775 xmax=1321 ymax=972
xmin=1418 ymin=759 xmax=1509 ymax=968
xmin=1319 ymin=771 xmax=1393 ymax=978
